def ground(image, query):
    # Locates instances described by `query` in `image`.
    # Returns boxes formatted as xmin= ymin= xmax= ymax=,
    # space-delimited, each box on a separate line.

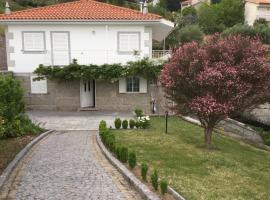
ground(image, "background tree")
xmin=159 ymin=35 xmax=270 ymax=148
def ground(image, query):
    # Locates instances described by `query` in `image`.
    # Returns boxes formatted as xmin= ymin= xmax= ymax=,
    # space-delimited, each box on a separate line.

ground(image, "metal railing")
xmin=152 ymin=50 xmax=171 ymax=60
xmin=42 ymin=49 xmax=171 ymax=66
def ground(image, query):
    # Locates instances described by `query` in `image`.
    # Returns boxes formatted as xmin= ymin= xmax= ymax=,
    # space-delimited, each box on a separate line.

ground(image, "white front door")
xmin=51 ymin=32 xmax=70 ymax=66
xmin=80 ymin=80 xmax=95 ymax=108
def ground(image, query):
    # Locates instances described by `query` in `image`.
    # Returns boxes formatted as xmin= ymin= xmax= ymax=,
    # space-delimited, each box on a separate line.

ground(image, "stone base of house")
xmin=15 ymin=74 xmax=170 ymax=115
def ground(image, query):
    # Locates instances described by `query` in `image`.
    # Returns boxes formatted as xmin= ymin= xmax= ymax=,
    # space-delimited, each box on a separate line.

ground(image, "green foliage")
xmin=114 ymin=118 xmax=122 ymax=129
xmin=151 ymin=169 xmax=159 ymax=191
xmin=134 ymin=108 xmax=143 ymax=117
xmin=0 ymin=75 xmax=41 ymax=139
xmin=141 ymin=163 xmax=148 ymax=181
xmin=252 ymin=127 xmax=270 ymax=146
xmin=128 ymin=151 xmax=137 ymax=169
xmin=182 ymin=6 xmax=197 ymax=17
xmin=148 ymin=5 xmax=173 ymax=20
xmin=129 ymin=119 xmax=135 ymax=129
xmin=122 ymin=120 xmax=128 ymax=129
xmin=221 ymin=24 xmax=270 ymax=44
xmin=254 ymin=18 xmax=268 ymax=27
xmin=99 ymin=120 xmax=107 ymax=131
xmin=34 ymin=58 xmax=163 ymax=81
xmin=120 ymin=146 xmax=128 ymax=163
xmin=198 ymin=3 xmax=225 ymax=34
xmin=198 ymin=0 xmax=244 ymax=34
xmin=160 ymin=179 xmax=168 ymax=195
xmin=178 ymin=25 xmax=204 ymax=44
xmin=99 ymin=124 xmax=115 ymax=152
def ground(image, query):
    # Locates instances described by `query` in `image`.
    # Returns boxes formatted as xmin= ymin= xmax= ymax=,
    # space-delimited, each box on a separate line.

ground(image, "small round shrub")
xmin=129 ymin=119 xmax=135 ymax=129
xmin=141 ymin=163 xmax=148 ymax=181
xmin=134 ymin=108 xmax=143 ymax=117
xmin=120 ymin=146 xmax=128 ymax=163
xmin=151 ymin=169 xmax=159 ymax=191
xmin=128 ymin=151 xmax=137 ymax=169
xmin=116 ymin=145 xmax=121 ymax=160
xmin=99 ymin=120 xmax=107 ymax=130
xmin=160 ymin=179 xmax=168 ymax=195
xmin=114 ymin=118 xmax=121 ymax=129
xmin=122 ymin=120 xmax=128 ymax=129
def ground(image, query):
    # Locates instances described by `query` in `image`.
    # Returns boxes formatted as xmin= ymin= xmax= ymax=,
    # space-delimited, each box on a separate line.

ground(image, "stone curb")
xmin=0 ymin=130 xmax=54 ymax=190
xmin=96 ymin=133 xmax=160 ymax=200
xmin=168 ymin=186 xmax=186 ymax=200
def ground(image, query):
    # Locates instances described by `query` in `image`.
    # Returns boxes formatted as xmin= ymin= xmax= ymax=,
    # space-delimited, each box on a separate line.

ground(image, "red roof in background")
xmin=0 ymin=0 xmax=161 ymax=21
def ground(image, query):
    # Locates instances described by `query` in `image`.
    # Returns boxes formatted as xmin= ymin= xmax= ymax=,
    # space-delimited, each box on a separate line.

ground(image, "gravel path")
xmin=0 ymin=131 xmax=141 ymax=200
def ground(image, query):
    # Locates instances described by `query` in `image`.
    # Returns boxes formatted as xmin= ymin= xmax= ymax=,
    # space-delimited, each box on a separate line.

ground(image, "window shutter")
xmin=30 ymin=75 xmax=47 ymax=94
xmin=139 ymin=77 xmax=147 ymax=93
xmin=119 ymin=78 xmax=126 ymax=93
xmin=118 ymin=33 xmax=139 ymax=52
xmin=23 ymin=32 xmax=45 ymax=51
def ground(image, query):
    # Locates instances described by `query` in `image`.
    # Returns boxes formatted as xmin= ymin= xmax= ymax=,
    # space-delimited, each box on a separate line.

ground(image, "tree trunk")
xmin=204 ymin=127 xmax=213 ymax=149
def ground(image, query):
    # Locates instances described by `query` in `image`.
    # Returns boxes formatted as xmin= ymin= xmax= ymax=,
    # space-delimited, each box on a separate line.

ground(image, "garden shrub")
xmin=120 ymin=146 xmax=128 ymax=163
xmin=160 ymin=179 xmax=168 ymax=195
xmin=137 ymin=116 xmax=150 ymax=129
xmin=114 ymin=118 xmax=122 ymax=129
xmin=178 ymin=25 xmax=204 ymax=44
xmin=151 ymin=169 xmax=159 ymax=191
xmin=129 ymin=119 xmax=135 ymax=129
xmin=141 ymin=163 xmax=148 ymax=181
xmin=128 ymin=151 xmax=136 ymax=169
xmin=134 ymin=108 xmax=143 ymax=117
xmin=122 ymin=120 xmax=128 ymax=129
xmin=135 ymin=121 xmax=140 ymax=129
xmin=116 ymin=145 xmax=122 ymax=160
xmin=0 ymin=75 xmax=42 ymax=139
xmin=99 ymin=120 xmax=107 ymax=130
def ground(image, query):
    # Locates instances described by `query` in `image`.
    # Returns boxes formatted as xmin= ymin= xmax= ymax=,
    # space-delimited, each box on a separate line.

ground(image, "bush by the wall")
xmin=99 ymin=120 xmax=107 ymax=130
xmin=160 ymin=179 xmax=168 ymax=195
xmin=120 ymin=146 xmax=128 ymax=163
xmin=134 ymin=108 xmax=143 ymax=117
xmin=151 ymin=169 xmax=159 ymax=191
xmin=116 ymin=145 xmax=121 ymax=160
xmin=114 ymin=118 xmax=122 ymax=129
xmin=128 ymin=151 xmax=137 ymax=169
xmin=122 ymin=120 xmax=128 ymax=129
xmin=141 ymin=163 xmax=148 ymax=181
xmin=129 ymin=119 xmax=135 ymax=129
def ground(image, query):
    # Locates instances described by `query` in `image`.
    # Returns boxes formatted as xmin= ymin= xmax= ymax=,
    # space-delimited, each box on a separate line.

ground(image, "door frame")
xmin=50 ymin=31 xmax=71 ymax=66
xmin=80 ymin=79 xmax=96 ymax=108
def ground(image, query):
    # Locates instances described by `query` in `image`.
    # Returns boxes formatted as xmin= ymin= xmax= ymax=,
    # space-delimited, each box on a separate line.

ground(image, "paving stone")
xmin=1 ymin=131 xmax=141 ymax=200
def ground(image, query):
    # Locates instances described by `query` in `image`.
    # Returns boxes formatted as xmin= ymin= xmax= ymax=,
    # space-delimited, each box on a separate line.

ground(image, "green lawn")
xmin=112 ymin=117 xmax=270 ymax=200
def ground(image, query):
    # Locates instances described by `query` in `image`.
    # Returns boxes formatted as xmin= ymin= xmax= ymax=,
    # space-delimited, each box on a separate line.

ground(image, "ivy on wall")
xmin=34 ymin=58 xmax=164 ymax=81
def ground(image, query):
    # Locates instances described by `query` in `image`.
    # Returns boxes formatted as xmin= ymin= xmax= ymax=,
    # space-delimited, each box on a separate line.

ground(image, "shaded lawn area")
xmin=0 ymin=135 xmax=38 ymax=175
xmin=112 ymin=117 xmax=270 ymax=200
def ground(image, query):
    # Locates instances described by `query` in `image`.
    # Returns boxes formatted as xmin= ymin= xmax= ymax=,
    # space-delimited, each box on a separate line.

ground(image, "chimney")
xmin=143 ymin=1 xmax=148 ymax=14
xmin=5 ymin=2 xmax=11 ymax=15
xmin=139 ymin=0 xmax=144 ymax=12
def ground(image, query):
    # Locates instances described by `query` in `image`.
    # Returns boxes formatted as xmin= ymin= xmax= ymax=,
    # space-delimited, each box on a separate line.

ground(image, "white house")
xmin=0 ymin=0 xmax=174 ymax=113
xmin=245 ymin=0 xmax=270 ymax=25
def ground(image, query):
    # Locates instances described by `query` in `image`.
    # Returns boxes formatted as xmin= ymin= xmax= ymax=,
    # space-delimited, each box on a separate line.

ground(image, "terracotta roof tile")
xmin=0 ymin=0 xmax=161 ymax=21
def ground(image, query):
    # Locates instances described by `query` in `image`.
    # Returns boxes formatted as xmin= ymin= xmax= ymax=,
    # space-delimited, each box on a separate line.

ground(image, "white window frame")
xmin=117 ymin=32 xmax=141 ymax=54
xmin=22 ymin=31 xmax=46 ymax=53
xmin=126 ymin=76 xmax=140 ymax=93
xmin=30 ymin=75 xmax=48 ymax=94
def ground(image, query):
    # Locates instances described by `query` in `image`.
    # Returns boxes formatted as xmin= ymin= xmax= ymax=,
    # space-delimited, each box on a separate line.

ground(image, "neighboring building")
xmin=0 ymin=0 xmax=174 ymax=114
xmin=245 ymin=0 xmax=270 ymax=26
xmin=181 ymin=0 xmax=210 ymax=10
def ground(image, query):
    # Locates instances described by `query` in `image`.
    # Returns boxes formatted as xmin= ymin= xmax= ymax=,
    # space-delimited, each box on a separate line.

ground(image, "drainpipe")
xmin=5 ymin=2 xmax=11 ymax=15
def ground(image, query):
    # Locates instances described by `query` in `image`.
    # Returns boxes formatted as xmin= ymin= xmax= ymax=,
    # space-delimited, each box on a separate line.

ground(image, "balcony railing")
xmin=152 ymin=50 xmax=171 ymax=60
xmin=42 ymin=49 xmax=171 ymax=66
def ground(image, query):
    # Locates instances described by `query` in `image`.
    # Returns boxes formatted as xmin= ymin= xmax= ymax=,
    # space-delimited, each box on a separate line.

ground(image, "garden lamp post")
xmin=165 ymin=111 xmax=168 ymax=134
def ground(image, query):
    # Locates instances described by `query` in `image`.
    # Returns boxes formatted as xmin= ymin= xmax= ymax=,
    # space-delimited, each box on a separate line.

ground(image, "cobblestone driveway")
xmin=1 ymin=131 xmax=141 ymax=200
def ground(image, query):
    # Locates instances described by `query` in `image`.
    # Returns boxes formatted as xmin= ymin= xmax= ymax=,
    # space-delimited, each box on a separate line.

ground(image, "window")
xmin=126 ymin=77 xmax=140 ymax=92
xmin=22 ymin=32 xmax=45 ymax=52
xmin=118 ymin=32 xmax=140 ymax=53
xmin=30 ymin=75 xmax=47 ymax=94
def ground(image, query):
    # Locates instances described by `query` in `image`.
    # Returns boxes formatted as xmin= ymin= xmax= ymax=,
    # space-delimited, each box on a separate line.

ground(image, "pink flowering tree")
xmin=160 ymin=35 xmax=270 ymax=148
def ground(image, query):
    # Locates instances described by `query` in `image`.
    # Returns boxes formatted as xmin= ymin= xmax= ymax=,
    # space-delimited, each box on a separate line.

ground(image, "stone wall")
xmin=0 ymin=34 xmax=7 ymax=71
xmin=15 ymin=74 xmax=169 ymax=114
xmin=244 ymin=104 xmax=270 ymax=126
